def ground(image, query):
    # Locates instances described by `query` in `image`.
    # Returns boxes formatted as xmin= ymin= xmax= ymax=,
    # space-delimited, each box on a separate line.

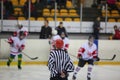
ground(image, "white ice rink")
xmin=0 ymin=65 xmax=120 ymax=80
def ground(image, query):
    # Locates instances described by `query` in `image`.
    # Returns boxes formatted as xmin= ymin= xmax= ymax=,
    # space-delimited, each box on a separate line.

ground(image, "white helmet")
xmin=18 ymin=22 xmax=22 ymax=26
xmin=17 ymin=22 xmax=23 ymax=29
xmin=52 ymin=29 xmax=57 ymax=35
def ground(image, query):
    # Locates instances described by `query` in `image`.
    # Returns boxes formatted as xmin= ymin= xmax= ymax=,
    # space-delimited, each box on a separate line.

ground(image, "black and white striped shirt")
xmin=48 ymin=49 xmax=74 ymax=77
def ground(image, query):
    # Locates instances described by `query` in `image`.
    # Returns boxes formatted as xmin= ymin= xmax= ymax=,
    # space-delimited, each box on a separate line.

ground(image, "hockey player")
xmin=72 ymin=35 xmax=100 ymax=80
xmin=49 ymin=29 xmax=61 ymax=50
xmin=60 ymin=32 xmax=69 ymax=51
xmin=48 ymin=39 xmax=74 ymax=80
xmin=112 ymin=25 xmax=120 ymax=39
xmin=13 ymin=22 xmax=28 ymax=38
xmin=50 ymin=31 xmax=69 ymax=51
xmin=7 ymin=31 xmax=26 ymax=69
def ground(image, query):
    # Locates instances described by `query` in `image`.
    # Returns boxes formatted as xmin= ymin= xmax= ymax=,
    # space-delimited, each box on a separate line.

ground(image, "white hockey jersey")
xmin=14 ymin=27 xmax=28 ymax=37
xmin=8 ymin=36 xmax=25 ymax=55
xmin=78 ymin=42 xmax=97 ymax=60
xmin=62 ymin=37 xmax=69 ymax=50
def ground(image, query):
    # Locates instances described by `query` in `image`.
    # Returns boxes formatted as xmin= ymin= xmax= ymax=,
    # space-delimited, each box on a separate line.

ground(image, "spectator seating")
xmin=69 ymin=12 xmax=78 ymax=17
xmin=51 ymin=13 xmax=60 ymax=16
xmin=60 ymin=9 xmax=68 ymax=13
xmin=117 ymin=19 xmax=120 ymax=22
xmin=31 ymin=0 xmax=36 ymax=4
xmin=111 ymin=13 xmax=119 ymax=17
xmin=14 ymin=8 xmax=23 ymax=16
xmin=108 ymin=18 xmax=116 ymax=22
xmin=43 ymin=8 xmax=50 ymax=16
xmin=73 ymin=18 xmax=80 ymax=22
xmin=20 ymin=0 xmax=26 ymax=6
xmin=111 ymin=10 xmax=119 ymax=14
xmin=37 ymin=17 xmax=45 ymax=21
xmin=69 ymin=9 xmax=77 ymax=13
xmin=3 ymin=0 xmax=81 ymax=21
xmin=59 ymin=9 xmax=68 ymax=17
xmin=11 ymin=0 xmax=18 ymax=6
xmin=111 ymin=10 xmax=119 ymax=17
xmin=51 ymin=9 xmax=59 ymax=13
xmin=116 ymin=2 xmax=120 ymax=9
xmin=51 ymin=9 xmax=59 ymax=16
xmin=102 ymin=10 xmax=111 ymax=17
xmin=43 ymin=9 xmax=50 ymax=13
xmin=46 ymin=17 xmax=54 ymax=21
xmin=60 ymin=12 xmax=68 ymax=16
xmin=43 ymin=12 xmax=50 ymax=16
xmin=42 ymin=8 xmax=80 ymax=19
xmin=66 ymin=0 xmax=73 ymax=8
xmin=102 ymin=13 xmax=111 ymax=17
xmin=18 ymin=17 xmax=26 ymax=20
xmin=57 ymin=18 xmax=63 ymax=21
xmin=13 ymin=11 xmax=19 ymax=16
xmin=14 ymin=8 xmax=21 ymax=12
xmin=29 ymin=17 xmax=36 ymax=20
xmin=101 ymin=9 xmax=120 ymax=22
xmin=64 ymin=18 xmax=72 ymax=21
xmin=4 ymin=0 xmax=120 ymax=22
xmin=69 ymin=9 xmax=78 ymax=17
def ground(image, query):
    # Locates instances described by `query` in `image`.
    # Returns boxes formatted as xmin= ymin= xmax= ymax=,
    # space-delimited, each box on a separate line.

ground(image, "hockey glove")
xmin=77 ymin=54 xmax=82 ymax=59
xmin=18 ymin=48 xmax=22 ymax=53
xmin=96 ymin=56 xmax=100 ymax=61
xmin=93 ymin=56 xmax=100 ymax=61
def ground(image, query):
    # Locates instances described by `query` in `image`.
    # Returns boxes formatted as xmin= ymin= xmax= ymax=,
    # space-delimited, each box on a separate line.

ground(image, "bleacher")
xmin=2 ymin=0 xmax=120 ymax=22
xmin=101 ymin=1 xmax=120 ymax=22
xmin=4 ymin=0 xmax=80 ymax=22
xmin=101 ymin=9 xmax=120 ymax=22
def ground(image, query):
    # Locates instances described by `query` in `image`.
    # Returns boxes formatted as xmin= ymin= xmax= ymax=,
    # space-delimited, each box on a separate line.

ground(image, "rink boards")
xmin=0 ymin=39 xmax=120 ymax=65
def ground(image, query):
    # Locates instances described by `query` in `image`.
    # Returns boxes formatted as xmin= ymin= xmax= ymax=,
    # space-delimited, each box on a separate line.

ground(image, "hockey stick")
xmin=4 ymin=40 xmax=38 ymax=60
xmin=22 ymin=52 xmax=38 ymax=60
xmin=100 ymin=54 xmax=116 ymax=60
xmin=69 ymin=53 xmax=116 ymax=61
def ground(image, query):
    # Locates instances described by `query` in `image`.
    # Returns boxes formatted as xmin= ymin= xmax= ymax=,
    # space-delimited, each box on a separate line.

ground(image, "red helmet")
xmin=55 ymin=39 xmax=64 ymax=49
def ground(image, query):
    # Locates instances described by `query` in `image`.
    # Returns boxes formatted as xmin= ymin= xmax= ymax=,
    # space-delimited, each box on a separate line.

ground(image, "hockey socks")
xmin=7 ymin=54 xmax=22 ymax=69
xmin=87 ymin=65 xmax=93 ymax=80
xmin=72 ymin=65 xmax=93 ymax=80
xmin=72 ymin=66 xmax=81 ymax=80
xmin=18 ymin=54 xmax=22 ymax=69
xmin=7 ymin=54 xmax=15 ymax=67
xmin=73 ymin=66 xmax=81 ymax=76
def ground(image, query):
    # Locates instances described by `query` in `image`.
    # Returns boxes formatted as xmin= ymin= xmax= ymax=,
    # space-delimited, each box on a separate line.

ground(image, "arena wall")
xmin=1 ymin=20 xmax=120 ymax=33
xmin=0 ymin=39 xmax=120 ymax=65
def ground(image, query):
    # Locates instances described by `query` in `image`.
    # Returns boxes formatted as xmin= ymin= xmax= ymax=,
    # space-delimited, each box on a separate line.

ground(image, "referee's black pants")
xmin=50 ymin=76 xmax=68 ymax=80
